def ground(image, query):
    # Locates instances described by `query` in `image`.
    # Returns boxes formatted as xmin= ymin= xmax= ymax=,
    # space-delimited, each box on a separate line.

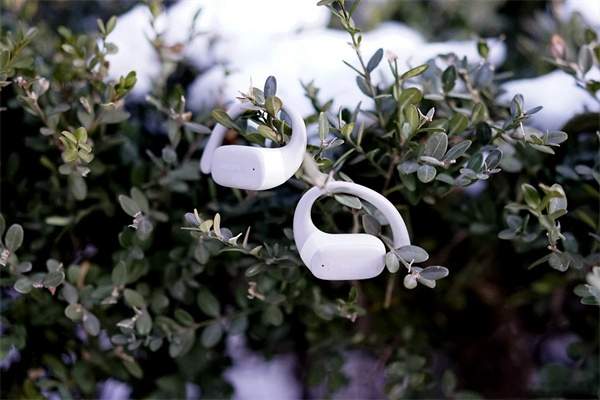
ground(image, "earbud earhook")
xmin=293 ymin=180 xmax=410 ymax=280
xmin=200 ymin=100 xmax=307 ymax=191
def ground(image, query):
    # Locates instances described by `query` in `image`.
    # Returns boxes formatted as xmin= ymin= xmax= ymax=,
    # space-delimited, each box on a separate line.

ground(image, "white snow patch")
xmin=501 ymin=69 xmax=600 ymax=130
xmin=225 ymin=335 xmax=301 ymax=400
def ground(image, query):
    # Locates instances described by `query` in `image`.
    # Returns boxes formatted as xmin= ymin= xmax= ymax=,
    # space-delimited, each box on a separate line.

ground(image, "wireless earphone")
xmin=293 ymin=181 xmax=410 ymax=280
xmin=200 ymin=101 xmax=307 ymax=191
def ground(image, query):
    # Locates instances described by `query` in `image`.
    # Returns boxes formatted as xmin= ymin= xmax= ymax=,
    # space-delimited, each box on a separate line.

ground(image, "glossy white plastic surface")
xmin=200 ymin=101 xmax=307 ymax=190
xmin=293 ymin=181 xmax=410 ymax=280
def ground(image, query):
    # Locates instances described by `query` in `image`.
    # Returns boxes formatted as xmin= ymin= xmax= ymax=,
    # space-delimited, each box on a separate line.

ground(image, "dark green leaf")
xmin=366 ymin=48 xmax=383 ymax=72
xmin=124 ymin=289 xmax=146 ymax=308
xmin=362 ymin=214 xmax=381 ymax=235
xmin=201 ymin=322 xmax=223 ymax=348
xmin=197 ymin=288 xmax=220 ymax=317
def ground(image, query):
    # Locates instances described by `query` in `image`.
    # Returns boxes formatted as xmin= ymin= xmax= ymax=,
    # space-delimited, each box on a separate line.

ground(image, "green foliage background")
xmin=1 ymin=0 xmax=599 ymax=398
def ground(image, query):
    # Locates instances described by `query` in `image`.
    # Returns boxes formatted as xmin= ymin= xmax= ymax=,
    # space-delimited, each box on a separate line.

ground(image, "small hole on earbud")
xmin=251 ymin=168 xmax=255 ymax=171
xmin=321 ymin=264 xmax=325 ymax=268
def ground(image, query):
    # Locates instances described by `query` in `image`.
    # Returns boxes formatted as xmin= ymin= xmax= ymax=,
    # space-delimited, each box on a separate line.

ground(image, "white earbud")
xmin=293 ymin=181 xmax=410 ymax=280
xmin=200 ymin=101 xmax=307 ymax=190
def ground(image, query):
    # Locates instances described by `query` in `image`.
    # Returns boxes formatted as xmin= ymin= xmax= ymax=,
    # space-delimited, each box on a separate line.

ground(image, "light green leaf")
xmin=400 ymin=64 xmax=429 ymax=80
xmin=5 ymin=224 xmax=24 ymax=252
xmin=417 ymin=165 xmax=436 ymax=183
xmin=396 ymin=245 xmax=429 ymax=263
xmin=423 ymin=132 xmax=448 ymax=160
xmin=385 ymin=251 xmax=400 ymax=273
xmin=334 ymin=194 xmax=362 ymax=209
xmin=124 ymin=288 xmax=146 ymax=308
xmin=118 ymin=195 xmax=141 ymax=217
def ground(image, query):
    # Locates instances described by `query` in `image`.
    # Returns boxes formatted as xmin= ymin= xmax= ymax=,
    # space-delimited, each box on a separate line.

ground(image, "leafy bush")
xmin=1 ymin=0 xmax=598 ymax=398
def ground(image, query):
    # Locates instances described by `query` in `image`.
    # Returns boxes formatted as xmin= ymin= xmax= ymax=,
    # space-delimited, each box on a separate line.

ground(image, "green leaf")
xmin=5 ymin=224 xmax=24 ymax=252
xmin=485 ymin=149 xmax=502 ymax=170
xmin=400 ymin=64 xmax=429 ymax=80
xmin=423 ymin=132 xmax=448 ymax=160
xmin=262 ymin=305 xmax=284 ymax=326
xmin=477 ymin=39 xmax=490 ymax=59
xmin=111 ymin=262 xmax=128 ymax=286
xmin=69 ymin=175 xmax=87 ymax=201
xmin=317 ymin=0 xmax=337 ymax=6
xmin=362 ymin=214 xmax=381 ymax=235
xmin=199 ymin=219 xmax=213 ymax=233
xmin=257 ymin=125 xmax=279 ymax=142
xmin=265 ymin=96 xmax=282 ymax=116
xmin=467 ymin=153 xmax=484 ymax=172
xmin=443 ymin=140 xmax=471 ymax=161
xmin=264 ymin=76 xmax=277 ymax=97
xmin=403 ymin=274 xmax=417 ymax=289
xmin=136 ymin=309 xmax=152 ymax=335
xmin=548 ymin=184 xmax=567 ymax=215
xmin=15 ymin=261 xmax=32 ymax=273
xmin=229 ymin=315 xmax=248 ymax=335
xmin=397 ymin=87 xmax=423 ymax=110
xmin=106 ymin=16 xmax=117 ymax=35
xmin=448 ymin=113 xmax=468 ymax=135
xmin=96 ymin=18 xmax=106 ymax=35
xmin=318 ymin=112 xmax=329 ymax=142
xmin=118 ymin=195 xmax=141 ymax=217
xmin=334 ymin=194 xmax=362 ymax=209
xmin=578 ymin=45 xmax=593 ymax=74
xmin=14 ymin=277 xmax=33 ymax=294
xmin=46 ymin=259 xmax=62 ymax=272
xmin=123 ymin=360 xmax=143 ymax=379
xmin=0 ymin=215 xmax=5 ymax=238
xmin=197 ymin=288 xmax=220 ymax=317
xmin=130 ymin=187 xmax=149 ymax=214
xmin=61 ymin=283 xmax=79 ymax=304
xmin=211 ymin=109 xmax=239 ymax=130
xmin=73 ymin=127 xmax=87 ymax=143
xmin=64 ymin=304 xmax=84 ymax=321
xmin=83 ymin=311 xmax=100 ymax=336
xmin=175 ymin=308 xmax=195 ymax=326
xmin=549 ymin=252 xmax=570 ymax=272
xmin=417 ymin=165 xmax=436 ymax=183
xmin=124 ymin=289 xmax=146 ymax=308
xmin=419 ymin=266 xmax=449 ymax=280
xmin=385 ymin=251 xmax=400 ymax=273
xmin=201 ymin=322 xmax=223 ymax=348
xmin=396 ymin=245 xmax=429 ymax=263
xmin=213 ymin=213 xmax=222 ymax=237
xmin=366 ymin=48 xmax=383 ymax=72
xmin=442 ymin=65 xmax=456 ymax=92
xmin=61 ymin=130 xmax=78 ymax=145
xmin=43 ymin=270 xmax=65 ymax=289
xmin=521 ymin=184 xmax=541 ymax=209
xmin=398 ymin=161 xmax=419 ymax=175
